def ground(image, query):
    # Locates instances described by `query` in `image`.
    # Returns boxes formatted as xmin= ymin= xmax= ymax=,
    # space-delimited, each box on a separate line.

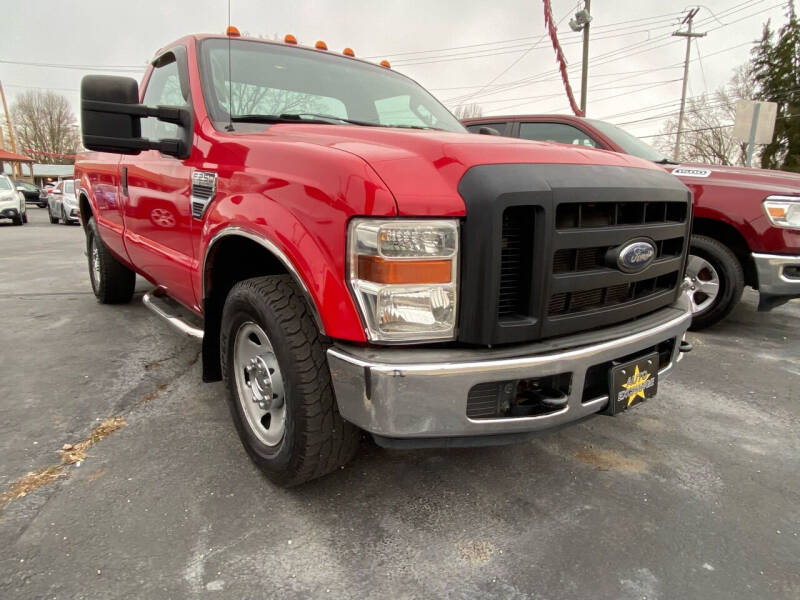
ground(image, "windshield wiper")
xmin=230 ymin=112 xmax=444 ymax=131
xmin=654 ymin=158 xmax=679 ymax=165
xmin=280 ymin=113 xmax=383 ymax=127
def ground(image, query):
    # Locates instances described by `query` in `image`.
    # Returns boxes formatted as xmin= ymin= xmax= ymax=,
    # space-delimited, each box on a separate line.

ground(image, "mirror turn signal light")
xmin=226 ymin=26 xmax=241 ymax=37
xmin=315 ymin=40 xmax=328 ymax=50
xmin=284 ymin=34 xmax=297 ymax=44
xmin=357 ymin=256 xmax=452 ymax=285
xmin=343 ymin=47 xmax=355 ymax=57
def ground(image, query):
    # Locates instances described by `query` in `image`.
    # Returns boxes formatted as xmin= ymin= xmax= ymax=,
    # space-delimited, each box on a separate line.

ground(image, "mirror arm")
xmin=82 ymin=100 xmax=191 ymax=128
xmin=82 ymin=135 xmax=182 ymax=156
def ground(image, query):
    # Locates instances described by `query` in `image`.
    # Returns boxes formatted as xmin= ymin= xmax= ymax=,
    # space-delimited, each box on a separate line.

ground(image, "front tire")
xmin=22 ymin=211 xmax=27 ymax=224
xmin=220 ymin=275 xmax=359 ymax=487
xmin=86 ymin=217 xmax=136 ymax=304
xmin=687 ymin=235 xmax=744 ymax=330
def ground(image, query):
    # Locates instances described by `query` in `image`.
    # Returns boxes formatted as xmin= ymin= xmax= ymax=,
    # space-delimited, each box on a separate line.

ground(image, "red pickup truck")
xmin=75 ymin=32 xmax=694 ymax=485
xmin=463 ymin=115 xmax=800 ymax=328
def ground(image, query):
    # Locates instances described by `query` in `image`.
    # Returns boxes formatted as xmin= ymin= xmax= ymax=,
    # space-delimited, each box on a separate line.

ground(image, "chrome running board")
xmin=142 ymin=289 xmax=204 ymax=339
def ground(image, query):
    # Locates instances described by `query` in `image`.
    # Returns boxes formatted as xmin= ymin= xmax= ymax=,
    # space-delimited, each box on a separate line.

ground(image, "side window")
xmin=519 ymin=122 xmax=597 ymax=147
xmin=141 ymin=56 xmax=188 ymax=140
xmin=63 ymin=180 xmax=74 ymax=194
xmin=465 ymin=122 xmax=507 ymax=135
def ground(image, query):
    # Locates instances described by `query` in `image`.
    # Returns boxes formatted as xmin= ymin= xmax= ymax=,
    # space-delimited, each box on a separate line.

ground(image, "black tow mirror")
xmin=80 ymin=75 xmax=192 ymax=159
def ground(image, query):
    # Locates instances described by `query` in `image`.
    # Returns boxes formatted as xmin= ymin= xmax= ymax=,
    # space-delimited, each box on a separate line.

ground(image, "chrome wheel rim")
xmin=686 ymin=254 xmax=720 ymax=314
xmin=233 ymin=322 xmax=286 ymax=447
xmin=90 ymin=237 xmax=101 ymax=289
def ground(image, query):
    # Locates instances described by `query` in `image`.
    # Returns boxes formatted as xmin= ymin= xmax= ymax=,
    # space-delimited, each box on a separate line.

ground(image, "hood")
xmin=251 ymin=124 xmax=667 ymax=215
xmin=669 ymin=162 xmax=800 ymax=197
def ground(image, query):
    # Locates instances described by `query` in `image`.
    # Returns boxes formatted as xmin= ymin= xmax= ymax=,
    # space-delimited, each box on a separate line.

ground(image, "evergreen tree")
xmin=751 ymin=2 xmax=800 ymax=172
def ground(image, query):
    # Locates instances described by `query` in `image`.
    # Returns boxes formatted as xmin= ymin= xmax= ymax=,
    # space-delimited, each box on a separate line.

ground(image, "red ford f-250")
xmin=463 ymin=114 xmax=800 ymax=328
xmin=75 ymin=31 xmax=694 ymax=485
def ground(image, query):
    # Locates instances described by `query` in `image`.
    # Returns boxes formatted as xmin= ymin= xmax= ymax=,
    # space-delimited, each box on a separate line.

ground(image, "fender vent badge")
xmin=191 ymin=171 xmax=217 ymax=219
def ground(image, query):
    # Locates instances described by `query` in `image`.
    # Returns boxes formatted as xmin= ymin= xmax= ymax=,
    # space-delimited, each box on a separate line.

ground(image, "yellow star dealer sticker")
xmin=621 ymin=365 xmax=651 ymax=406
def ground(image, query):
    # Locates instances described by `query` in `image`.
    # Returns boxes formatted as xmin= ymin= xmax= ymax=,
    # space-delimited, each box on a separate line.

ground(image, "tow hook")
xmin=679 ymin=340 xmax=693 ymax=353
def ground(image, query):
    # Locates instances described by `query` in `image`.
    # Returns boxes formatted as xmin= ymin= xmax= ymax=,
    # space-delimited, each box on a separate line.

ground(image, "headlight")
xmin=763 ymin=196 xmax=800 ymax=229
xmin=348 ymin=219 xmax=459 ymax=342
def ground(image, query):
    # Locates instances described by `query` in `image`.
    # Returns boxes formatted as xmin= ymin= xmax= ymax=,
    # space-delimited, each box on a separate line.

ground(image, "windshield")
xmin=198 ymin=38 xmax=465 ymax=133
xmin=0 ymin=177 xmax=13 ymax=191
xmin=586 ymin=119 xmax=668 ymax=162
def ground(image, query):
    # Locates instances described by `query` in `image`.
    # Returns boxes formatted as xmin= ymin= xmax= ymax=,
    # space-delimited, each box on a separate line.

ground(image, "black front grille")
xmin=556 ymin=201 xmax=687 ymax=228
xmin=457 ymin=164 xmax=692 ymax=346
xmin=498 ymin=207 xmax=534 ymax=320
xmin=548 ymin=272 xmax=679 ymax=315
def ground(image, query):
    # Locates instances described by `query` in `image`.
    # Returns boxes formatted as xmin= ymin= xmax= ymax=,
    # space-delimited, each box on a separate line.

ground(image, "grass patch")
xmin=0 ymin=416 xmax=126 ymax=511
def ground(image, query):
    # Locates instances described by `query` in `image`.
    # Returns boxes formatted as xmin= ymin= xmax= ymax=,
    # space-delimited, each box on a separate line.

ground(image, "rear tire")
xmin=220 ymin=275 xmax=360 ymax=487
xmin=687 ymin=235 xmax=744 ymax=330
xmin=86 ymin=217 xmax=136 ymax=304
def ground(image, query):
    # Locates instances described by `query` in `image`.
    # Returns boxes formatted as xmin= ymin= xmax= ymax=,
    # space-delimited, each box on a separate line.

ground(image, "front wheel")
xmin=686 ymin=235 xmax=744 ymax=330
xmin=220 ymin=275 xmax=360 ymax=487
xmin=86 ymin=217 xmax=136 ymax=304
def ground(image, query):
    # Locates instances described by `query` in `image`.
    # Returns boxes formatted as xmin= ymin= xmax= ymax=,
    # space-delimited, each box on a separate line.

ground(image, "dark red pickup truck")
xmin=464 ymin=115 xmax=800 ymax=328
xmin=75 ymin=32 xmax=695 ymax=485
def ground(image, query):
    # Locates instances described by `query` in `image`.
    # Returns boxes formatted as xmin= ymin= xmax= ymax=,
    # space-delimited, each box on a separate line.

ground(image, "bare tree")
xmin=654 ymin=63 xmax=757 ymax=165
xmin=452 ymin=103 xmax=484 ymax=119
xmin=10 ymin=91 xmax=80 ymax=164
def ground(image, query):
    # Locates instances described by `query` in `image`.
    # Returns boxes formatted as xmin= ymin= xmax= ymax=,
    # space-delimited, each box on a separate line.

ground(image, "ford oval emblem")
xmin=616 ymin=240 xmax=656 ymax=273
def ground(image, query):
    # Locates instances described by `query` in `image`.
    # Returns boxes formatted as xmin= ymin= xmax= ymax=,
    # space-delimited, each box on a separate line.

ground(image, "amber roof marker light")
xmin=226 ymin=26 xmax=240 ymax=37
xmin=343 ymin=47 xmax=355 ymax=57
xmin=315 ymin=40 xmax=328 ymax=50
xmin=284 ymin=34 xmax=297 ymax=44
xmin=380 ymin=59 xmax=391 ymax=68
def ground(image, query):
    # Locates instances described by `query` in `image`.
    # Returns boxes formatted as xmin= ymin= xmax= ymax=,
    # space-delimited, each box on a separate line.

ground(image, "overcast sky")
xmin=2 ymin=0 xmax=791 ymax=142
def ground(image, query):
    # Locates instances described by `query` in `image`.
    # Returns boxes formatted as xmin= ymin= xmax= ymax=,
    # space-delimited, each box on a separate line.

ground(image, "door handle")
xmin=121 ymin=166 xmax=129 ymax=196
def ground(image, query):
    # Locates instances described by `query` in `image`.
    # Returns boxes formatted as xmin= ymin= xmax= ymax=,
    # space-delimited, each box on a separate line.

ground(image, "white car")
xmin=48 ymin=179 xmax=80 ymax=225
xmin=0 ymin=174 xmax=26 ymax=226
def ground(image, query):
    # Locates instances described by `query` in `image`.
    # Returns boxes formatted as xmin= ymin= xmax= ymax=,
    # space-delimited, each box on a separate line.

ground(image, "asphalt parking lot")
xmin=0 ymin=208 xmax=798 ymax=599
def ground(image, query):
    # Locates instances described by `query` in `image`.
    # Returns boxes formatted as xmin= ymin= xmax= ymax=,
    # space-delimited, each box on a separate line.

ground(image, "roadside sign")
xmin=733 ymin=100 xmax=777 ymax=144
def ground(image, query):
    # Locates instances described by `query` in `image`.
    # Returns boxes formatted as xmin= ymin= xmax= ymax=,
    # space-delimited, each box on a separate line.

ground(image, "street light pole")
xmin=672 ymin=8 xmax=706 ymax=161
xmin=580 ymin=0 xmax=591 ymax=115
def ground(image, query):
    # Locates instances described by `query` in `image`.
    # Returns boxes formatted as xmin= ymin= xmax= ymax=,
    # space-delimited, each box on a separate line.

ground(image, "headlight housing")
xmin=763 ymin=196 xmax=800 ymax=229
xmin=348 ymin=219 xmax=459 ymax=342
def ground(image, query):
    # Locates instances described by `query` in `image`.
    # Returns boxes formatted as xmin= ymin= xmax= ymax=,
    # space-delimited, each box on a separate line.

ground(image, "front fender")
xmin=198 ymin=165 xmax=397 ymax=342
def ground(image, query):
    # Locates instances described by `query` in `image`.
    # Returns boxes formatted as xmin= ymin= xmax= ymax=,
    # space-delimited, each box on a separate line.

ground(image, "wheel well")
xmin=201 ymin=236 xmax=291 ymax=382
xmin=79 ymin=193 xmax=93 ymax=230
xmin=692 ymin=217 xmax=756 ymax=287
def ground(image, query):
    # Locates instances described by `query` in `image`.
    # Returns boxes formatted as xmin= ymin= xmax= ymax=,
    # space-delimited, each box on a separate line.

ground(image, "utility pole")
xmin=0 ymin=81 xmax=21 ymax=177
xmin=672 ymin=8 xmax=706 ymax=161
xmin=570 ymin=1 xmax=592 ymax=115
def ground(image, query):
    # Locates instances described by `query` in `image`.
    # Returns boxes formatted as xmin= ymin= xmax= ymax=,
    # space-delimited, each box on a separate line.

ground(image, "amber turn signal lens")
xmin=315 ymin=40 xmax=328 ymax=50
xmin=357 ymin=256 xmax=451 ymax=284
xmin=380 ymin=59 xmax=391 ymax=68
xmin=226 ymin=26 xmax=241 ymax=37
xmin=284 ymin=34 xmax=298 ymax=44
xmin=343 ymin=47 xmax=355 ymax=57
xmin=767 ymin=206 xmax=786 ymax=218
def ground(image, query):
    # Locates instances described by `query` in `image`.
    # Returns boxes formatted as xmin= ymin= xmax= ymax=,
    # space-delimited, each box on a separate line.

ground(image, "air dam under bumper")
xmin=327 ymin=289 xmax=692 ymax=446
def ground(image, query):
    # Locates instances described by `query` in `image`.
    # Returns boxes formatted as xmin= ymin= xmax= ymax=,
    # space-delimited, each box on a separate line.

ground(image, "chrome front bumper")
xmin=328 ymin=290 xmax=692 ymax=443
xmin=752 ymin=252 xmax=800 ymax=296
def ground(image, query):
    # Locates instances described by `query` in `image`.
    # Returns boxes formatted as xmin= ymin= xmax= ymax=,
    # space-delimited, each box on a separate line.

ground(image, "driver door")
xmin=120 ymin=50 xmax=197 ymax=310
